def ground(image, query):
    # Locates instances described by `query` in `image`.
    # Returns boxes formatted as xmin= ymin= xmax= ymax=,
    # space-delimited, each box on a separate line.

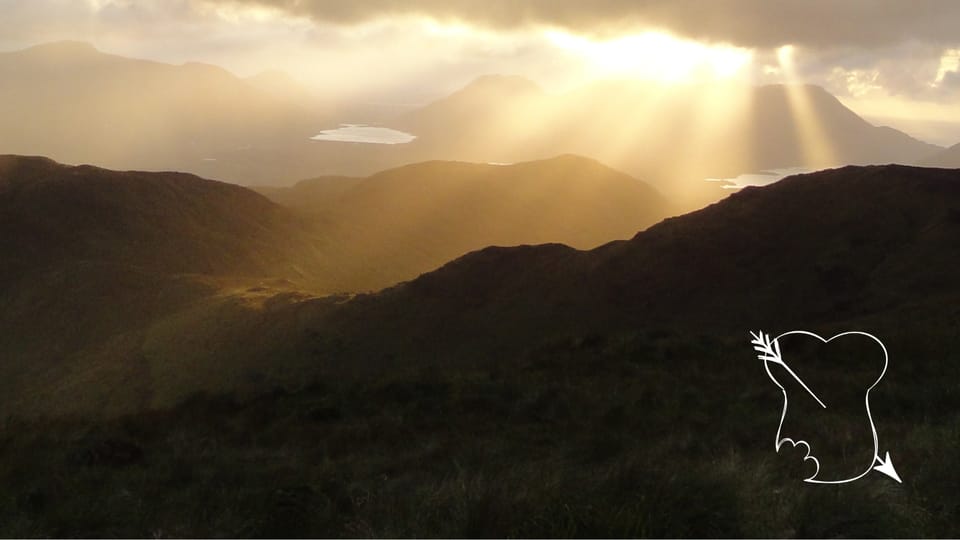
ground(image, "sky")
xmin=2 ymin=0 xmax=959 ymax=145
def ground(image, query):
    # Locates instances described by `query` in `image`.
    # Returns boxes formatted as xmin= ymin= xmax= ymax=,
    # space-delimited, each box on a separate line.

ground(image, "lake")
xmin=705 ymin=167 xmax=810 ymax=190
xmin=310 ymin=124 xmax=416 ymax=144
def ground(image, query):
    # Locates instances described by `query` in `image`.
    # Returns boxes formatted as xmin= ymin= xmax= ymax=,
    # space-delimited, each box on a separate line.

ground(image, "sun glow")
xmin=935 ymin=48 xmax=960 ymax=85
xmin=546 ymin=30 xmax=753 ymax=83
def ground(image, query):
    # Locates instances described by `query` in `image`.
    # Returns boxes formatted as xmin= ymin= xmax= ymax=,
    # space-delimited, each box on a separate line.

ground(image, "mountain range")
xmin=254 ymin=155 xmax=671 ymax=290
xmin=0 ymin=42 xmax=946 ymax=210
xmin=396 ymin=76 xmax=941 ymax=207
xmin=0 ymin=42 xmax=327 ymax=178
xmin=924 ymin=142 xmax=960 ymax=168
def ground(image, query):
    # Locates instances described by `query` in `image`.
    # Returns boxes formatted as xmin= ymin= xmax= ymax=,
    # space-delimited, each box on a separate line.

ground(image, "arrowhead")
xmin=873 ymin=451 xmax=903 ymax=483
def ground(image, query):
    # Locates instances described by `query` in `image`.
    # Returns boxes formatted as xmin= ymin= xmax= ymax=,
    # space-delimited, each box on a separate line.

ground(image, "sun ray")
xmin=669 ymin=80 xmax=755 ymax=204
xmin=778 ymin=46 xmax=837 ymax=169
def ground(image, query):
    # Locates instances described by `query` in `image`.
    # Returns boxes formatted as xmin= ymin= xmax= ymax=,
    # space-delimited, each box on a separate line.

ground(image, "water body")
xmin=705 ymin=167 xmax=810 ymax=190
xmin=310 ymin=124 xmax=416 ymax=145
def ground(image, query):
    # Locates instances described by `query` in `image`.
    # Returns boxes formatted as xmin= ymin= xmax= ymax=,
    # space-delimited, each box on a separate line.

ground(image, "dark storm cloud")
xmin=230 ymin=0 xmax=960 ymax=48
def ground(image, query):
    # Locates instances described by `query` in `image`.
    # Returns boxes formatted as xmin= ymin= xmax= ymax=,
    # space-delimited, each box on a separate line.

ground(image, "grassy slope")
xmin=0 ymin=156 xmax=332 ymax=415
xmin=2 ymin=163 xmax=960 ymax=536
xmin=1 ymin=331 xmax=954 ymax=537
xmin=0 ymin=154 xmax=672 ymax=416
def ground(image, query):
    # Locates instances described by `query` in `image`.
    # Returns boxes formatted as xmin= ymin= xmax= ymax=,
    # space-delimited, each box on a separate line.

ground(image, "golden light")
xmin=204 ymin=4 xmax=290 ymax=24
xmin=934 ymin=48 xmax=960 ymax=85
xmin=778 ymin=45 xmax=837 ymax=168
xmin=546 ymin=30 xmax=753 ymax=83
xmin=777 ymin=44 xmax=796 ymax=70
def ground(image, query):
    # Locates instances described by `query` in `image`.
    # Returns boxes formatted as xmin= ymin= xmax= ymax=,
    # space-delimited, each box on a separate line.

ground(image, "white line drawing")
xmin=750 ymin=330 xmax=902 ymax=484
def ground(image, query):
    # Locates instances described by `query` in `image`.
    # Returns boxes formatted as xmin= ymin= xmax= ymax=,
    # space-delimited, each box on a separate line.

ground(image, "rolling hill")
xmin=4 ymin=160 xmax=959 ymax=418
xmin=284 ymin=164 xmax=960 ymax=372
xmin=3 ymin=164 xmax=960 ymax=537
xmin=256 ymin=155 xmax=672 ymax=290
xmin=0 ymin=155 xmax=325 ymax=282
xmin=0 ymin=155 xmax=337 ymax=415
xmin=0 ymin=154 xmax=672 ymax=416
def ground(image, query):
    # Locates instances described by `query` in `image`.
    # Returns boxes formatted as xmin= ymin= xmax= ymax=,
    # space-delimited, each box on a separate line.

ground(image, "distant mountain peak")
xmin=922 ymin=141 xmax=960 ymax=168
xmin=460 ymin=74 xmax=544 ymax=95
xmin=21 ymin=40 xmax=99 ymax=55
xmin=247 ymin=68 xmax=299 ymax=84
xmin=176 ymin=61 xmax=239 ymax=79
xmin=244 ymin=68 xmax=314 ymax=99
xmin=756 ymin=83 xmax=837 ymax=100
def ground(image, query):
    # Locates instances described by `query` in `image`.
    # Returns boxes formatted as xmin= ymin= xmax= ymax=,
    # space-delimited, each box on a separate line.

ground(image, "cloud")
xmin=940 ymin=71 xmax=960 ymax=95
xmin=775 ymin=43 xmax=960 ymax=103
xmin=225 ymin=0 xmax=960 ymax=48
xmin=1 ymin=0 xmax=958 ymax=115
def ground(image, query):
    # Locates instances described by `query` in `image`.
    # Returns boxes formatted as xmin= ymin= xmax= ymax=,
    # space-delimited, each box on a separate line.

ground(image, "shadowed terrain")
xmin=0 ymin=154 xmax=670 ymax=416
xmin=1 ymin=162 xmax=959 ymax=536
xmin=0 ymin=155 xmax=335 ymax=415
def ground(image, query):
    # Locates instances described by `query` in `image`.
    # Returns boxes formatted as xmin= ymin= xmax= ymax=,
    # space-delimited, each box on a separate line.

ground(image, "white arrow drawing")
xmin=750 ymin=330 xmax=901 ymax=484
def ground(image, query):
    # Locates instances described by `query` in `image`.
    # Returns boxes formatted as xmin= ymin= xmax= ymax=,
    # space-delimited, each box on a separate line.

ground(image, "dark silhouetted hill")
xmin=0 ymin=154 xmax=670 ymax=415
xmin=302 ymin=164 xmax=960 ymax=369
xmin=0 ymin=155 xmax=335 ymax=415
xmin=6 ymin=161 xmax=959 ymax=418
xmin=0 ymin=155 xmax=322 ymax=282
xmin=4 ymin=165 xmax=960 ymax=538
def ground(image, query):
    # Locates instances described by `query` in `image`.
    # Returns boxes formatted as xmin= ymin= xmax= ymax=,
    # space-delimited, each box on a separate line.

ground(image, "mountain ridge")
xmin=0 ymin=41 xmax=324 ymax=181
xmin=396 ymin=76 xmax=942 ymax=208
xmin=254 ymin=153 xmax=673 ymax=290
xmin=295 ymin=164 xmax=960 ymax=373
xmin=923 ymin=142 xmax=960 ymax=168
xmin=1 ymin=42 xmax=943 ymax=197
xmin=0 ymin=153 xmax=675 ymax=415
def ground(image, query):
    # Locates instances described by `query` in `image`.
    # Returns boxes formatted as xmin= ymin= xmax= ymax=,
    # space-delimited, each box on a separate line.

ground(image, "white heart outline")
xmin=764 ymin=330 xmax=888 ymax=484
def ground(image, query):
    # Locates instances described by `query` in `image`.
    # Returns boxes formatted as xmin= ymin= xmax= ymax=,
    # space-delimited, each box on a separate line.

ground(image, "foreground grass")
xmin=0 ymin=331 xmax=955 ymax=537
